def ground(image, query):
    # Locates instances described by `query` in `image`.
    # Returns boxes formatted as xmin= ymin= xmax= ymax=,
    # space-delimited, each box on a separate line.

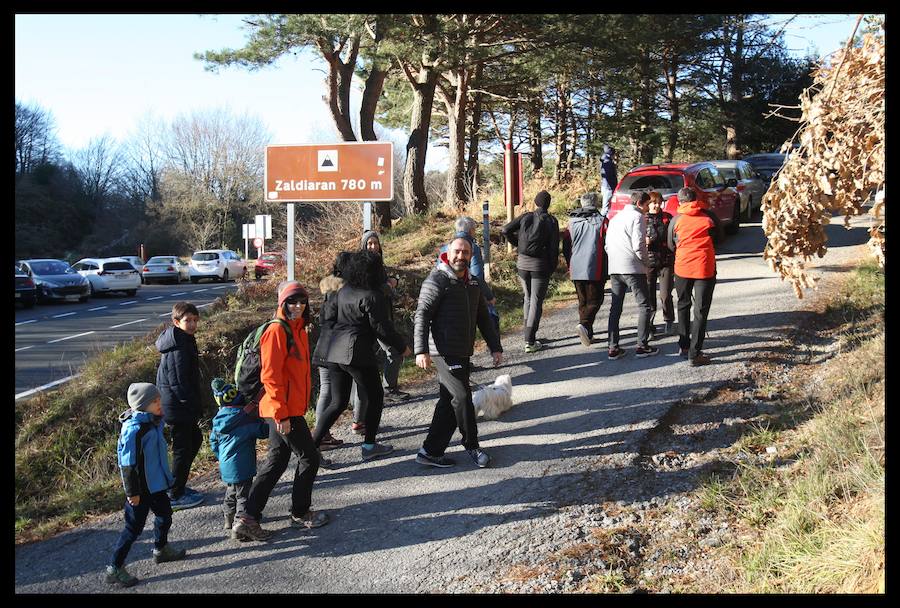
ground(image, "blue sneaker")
xmin=169 ymin=492 xmax=204 ymax=510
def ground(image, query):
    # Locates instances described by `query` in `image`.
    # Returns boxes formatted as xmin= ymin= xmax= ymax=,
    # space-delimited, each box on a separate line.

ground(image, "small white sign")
xmin=253 ymin=237 xmax=263 ymax=248
xmin=318 ymin=149 xmax=338 ymax=172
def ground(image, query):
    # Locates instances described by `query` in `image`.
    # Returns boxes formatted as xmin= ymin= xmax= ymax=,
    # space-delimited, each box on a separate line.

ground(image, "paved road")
xmin=15 ymin=281 xmax=239 ymax=399
xmin=14 ymin=214 xmax=871 ymax=593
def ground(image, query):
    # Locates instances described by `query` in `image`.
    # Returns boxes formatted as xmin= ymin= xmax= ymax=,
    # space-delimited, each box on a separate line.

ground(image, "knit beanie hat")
xmin=534 ymin=190 xmax=552 ymax=209
xmin=276 ymin=281 xmax=308 ymax=308
xmin=451 ymin=230 xmax=474 ymax=247
xmin=127 ymin=382 xmax=160 ymax=412
xmin=211 ymin=377 xmax=246 ymax=408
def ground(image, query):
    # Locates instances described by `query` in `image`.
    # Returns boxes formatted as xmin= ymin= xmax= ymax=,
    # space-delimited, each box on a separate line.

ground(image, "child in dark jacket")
xmin=106 ymin=383 xmax=186 ymax=588
xmin=646 ymin=191 xmax=676 ymax=337
xmin=209 ymin=378 xmax=270 ymax=540
xmin=155 ymin=301 xmax=204 ymax=510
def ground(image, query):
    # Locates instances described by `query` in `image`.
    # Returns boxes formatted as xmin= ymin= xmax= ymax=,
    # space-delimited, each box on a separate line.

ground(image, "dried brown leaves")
xmin=762 ymin=34 xmax=885 ymax=298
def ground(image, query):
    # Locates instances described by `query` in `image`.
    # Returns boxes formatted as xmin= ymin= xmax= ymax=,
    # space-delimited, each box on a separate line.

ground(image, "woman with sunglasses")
xmin=233 ymin=281 xmax=328 ymax=541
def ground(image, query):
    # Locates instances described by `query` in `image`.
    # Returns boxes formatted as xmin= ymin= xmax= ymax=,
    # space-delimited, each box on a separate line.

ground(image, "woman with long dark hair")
xmin=312 ymin=250 xmax=411 ymax=461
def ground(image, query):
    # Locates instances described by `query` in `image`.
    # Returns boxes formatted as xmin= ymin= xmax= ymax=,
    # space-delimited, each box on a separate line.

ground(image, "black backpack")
xmin=234 ymin=318 xmax=295 ymax=401
xmin=520 ymin=211 xmax=552 ymax=257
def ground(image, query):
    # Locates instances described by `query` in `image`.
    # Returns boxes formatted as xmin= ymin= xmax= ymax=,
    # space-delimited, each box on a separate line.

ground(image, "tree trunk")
xmin=554 ymin=81 xmax=568 ymax=181
xmin=567 ymin=91 xmax=578 ymax=172
xmin=403 ymin=67 xmax=438 ymax=215
xmin=360 ymin=65 xmax=392 ymax=229
xmin=529 ymin=101 xmax=543 ymax=173
xmin=465 ymin=90 xmax=483 ymax=201
xmin=664 ymin=58 xmax=680 ymax=162
xmin=439 ymin=69 xmax=470 ymax=212
xmin=318 ymin=36 xmax=359 ymax=142
xmin=727 ymin=16 xmax=746 ymax=159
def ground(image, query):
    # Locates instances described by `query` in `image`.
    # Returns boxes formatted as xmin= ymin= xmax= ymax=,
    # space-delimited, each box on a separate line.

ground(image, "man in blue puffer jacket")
xmin=106 ymin=382 xmax=186 ymax=588
xmin=209 ymin=378 xmax=270 ymax=539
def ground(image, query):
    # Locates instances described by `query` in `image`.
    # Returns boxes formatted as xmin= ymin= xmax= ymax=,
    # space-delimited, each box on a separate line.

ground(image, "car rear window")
xmin=103 ymin=262 xmax=135 ymax=271
xmin=619 ymin=173 xmax=685 ymax=192
xmin=147 ymin=257 xmax=175 ymax=264
xmin=192 ymin=253 xmax=220 ymax=261
xmin=260 ymin=254 xmax=281 ymax=262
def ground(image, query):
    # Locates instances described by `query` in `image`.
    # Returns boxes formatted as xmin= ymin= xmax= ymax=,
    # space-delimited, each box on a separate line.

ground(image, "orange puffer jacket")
xmin=258 ymin=309 xmax=311 ymax=421
xmin=668 ymin=201 xmax=720 ymax=279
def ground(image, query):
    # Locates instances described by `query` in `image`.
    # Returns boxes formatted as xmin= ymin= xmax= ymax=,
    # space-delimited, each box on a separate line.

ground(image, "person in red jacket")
xmin=667 ymin=187 xmax=723 ymax=366
xmin=232 ymin=281 xmax=328 ymax=541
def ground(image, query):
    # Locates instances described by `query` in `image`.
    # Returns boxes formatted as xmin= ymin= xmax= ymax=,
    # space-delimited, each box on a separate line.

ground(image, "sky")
xmin=15 ymin=13 xmax=871 ymax=169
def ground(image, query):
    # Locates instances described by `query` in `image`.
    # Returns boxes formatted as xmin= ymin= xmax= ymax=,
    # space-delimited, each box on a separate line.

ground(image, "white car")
xmin=113 ymin=255 xmax=146 ymax=283
xmin=709 ymin=159 xmax=768 ymax=220
xmin=142 ymin=256 xmax=189 ymax=284
xmin=189 ymin=249 xmax=247 ymax=283
xmin=72 ymin=257 xmax=142 ymax=296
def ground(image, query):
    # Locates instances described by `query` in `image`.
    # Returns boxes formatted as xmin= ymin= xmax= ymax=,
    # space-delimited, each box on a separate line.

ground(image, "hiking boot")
xmin=318 ymin=450 xmax=334 ymax=469
xmin=524 ymin=340 xmax=544 ymax=353
xmin=351 ymin=422 xmax=366 ymax=435
xmin=575 ymin=324 xmax=591 ymax=347
xmin=232 ymin=518 xmax=273 ymax=541
xmin=169 ymin=492 xmax=204 ymax=511
xmin=152 ymin=544 xmax=186 ymax=564
xmin=690 ymin=352 xmax=712 ymax=367
xmin=319 ymin=432 xmax=344 ymax=450
xmin=223 ymin=512 xmax=234 ymax=531
xmin=384 ymin=388 xmax=411 ymax=403
xmin=361 ymin=442 xmax=394 ymax=461
xmin=105 ymin=565 xmax=138 ymax=588
xmin=635 ymin=345 xmax=660 ymax=358
xmin=607 ymin=347 xmax=626 ymax=360
xmin=468 ymin=448 xmax=491 ymax=468
xmin=290 ymin=510 xmax=330 ymax=529
xmin=416 ymin=449 xmax=456 ymax=468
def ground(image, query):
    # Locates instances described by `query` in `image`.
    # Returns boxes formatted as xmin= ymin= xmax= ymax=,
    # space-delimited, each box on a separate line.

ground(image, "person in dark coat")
xmin=501 ymin=190 xmax=560 ymax=353
xmin=155 ymin=301 xmax=204 ymax=510
xmin=599 ymin=144 xmax=619 ymax=216
xmin=646 ymin=191 xmax=676 ymax=337
xmin=313 ymin=250 xmax=412 ymax=461
xmin=414 ymin=236 xmax=503 ymax=469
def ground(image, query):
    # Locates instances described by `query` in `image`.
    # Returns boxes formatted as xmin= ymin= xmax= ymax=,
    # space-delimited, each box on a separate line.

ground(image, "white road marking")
xmin=15 ymin=319 xmax=37 ymax=326
xmin=172 ymin=292 xmax=187 ymax=296
xmin=211 ymin=286 xmax=228 ymax=290
xmin=119 ymin=300 xmax=138 ymax=306
xmin=196 ymin=303 xmax=213 ymax=308
xmin=16 ymin=374 xmax=81 ymax=401
xmin=146 ymin=296 xmax=163 ymax=300
xmin=88 ymin=306 xmax=108 ymax=311
xmin=52 ymin=312 xmax=77 ymax=318
xmin=192 ymin=288 xmax=209 ymax=292
xmin=15 ymin=345 xmax=34 ymax=352
xmin=109 ymin=318 xmax=148 ymax=329
xmin=47 ymin=331 xmax=95 ymax=344
xmin=159 ymin=312 xmax=172 ymax=317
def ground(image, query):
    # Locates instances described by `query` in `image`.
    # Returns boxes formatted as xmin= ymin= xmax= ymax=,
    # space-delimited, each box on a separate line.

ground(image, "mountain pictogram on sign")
xmin=317 ymin=149 xmax=338 ymax=172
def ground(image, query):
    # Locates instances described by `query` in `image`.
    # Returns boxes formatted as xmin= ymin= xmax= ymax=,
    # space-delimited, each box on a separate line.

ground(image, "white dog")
xmin=472 ymin=374 xmax=513 ymax=419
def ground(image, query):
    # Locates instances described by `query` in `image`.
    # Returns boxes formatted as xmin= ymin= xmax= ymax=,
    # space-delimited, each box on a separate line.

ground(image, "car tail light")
xmin=143 ymin=266 xmax=150 ymax=272
xmin=166 ymin=266 xmax=175 ymax=271
xmin=24 ymin=278 xmax=34 ymax=287
xmin=736 ymin=183 xmax=746 ymax=191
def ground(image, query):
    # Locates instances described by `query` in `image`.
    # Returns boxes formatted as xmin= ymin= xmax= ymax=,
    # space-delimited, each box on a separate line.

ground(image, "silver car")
xmin=17 ymin=258 xmax=91 ymax=303
xmin=142 ymin=256 xmax=189 ymax=284
xmin=709 ymin=160 xmax=768 ymax=220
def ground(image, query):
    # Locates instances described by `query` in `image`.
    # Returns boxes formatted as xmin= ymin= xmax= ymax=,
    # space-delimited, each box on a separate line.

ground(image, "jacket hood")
xmin=569 ymin=205 xmax=601 ymax=218
xmin=155 ymin=325 xmax=179 ymax=353
xmin=677 ymin=201 xmax=708 ymax=216
xmin=437 ymin=251 xmax=469 ymax=282
xmin=212 ymin=405 xmax=246 ymax=435
xmin=119 ymin=409 xmax=159 ymax=425
xmin=360 ymin=230 xmax=381 ymax=252
xmin=319 ymin=274 xmax=344 ymax=295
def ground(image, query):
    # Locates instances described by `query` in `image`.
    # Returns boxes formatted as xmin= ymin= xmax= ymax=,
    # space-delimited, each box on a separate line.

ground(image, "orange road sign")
xmin=265 ymin=142 xmax=394 ymax=202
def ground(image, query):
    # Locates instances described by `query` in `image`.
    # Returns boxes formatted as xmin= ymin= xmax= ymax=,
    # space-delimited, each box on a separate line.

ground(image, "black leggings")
xmin=315 ymin=363 xmax=384 ymax=445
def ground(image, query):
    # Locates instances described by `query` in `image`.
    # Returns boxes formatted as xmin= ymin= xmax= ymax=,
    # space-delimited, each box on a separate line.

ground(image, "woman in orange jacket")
xmin=232 ymin=281 xmax=329 ymax=541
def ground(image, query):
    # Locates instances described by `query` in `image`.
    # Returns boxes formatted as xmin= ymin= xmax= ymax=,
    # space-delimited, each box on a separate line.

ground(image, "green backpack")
xmin=234 ymin=319 xmax=295 ymax=401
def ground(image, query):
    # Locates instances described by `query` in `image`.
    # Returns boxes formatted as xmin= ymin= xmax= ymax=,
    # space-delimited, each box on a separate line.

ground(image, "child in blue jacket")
xmin=106 ymin=383 xmax=187 ymax=588
xmin=209 ymin=378 xmax=270 ymax=540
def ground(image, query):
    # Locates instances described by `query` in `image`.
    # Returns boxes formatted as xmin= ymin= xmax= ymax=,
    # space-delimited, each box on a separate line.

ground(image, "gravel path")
xmin=14 ymin=213 xmax=872 ymax=593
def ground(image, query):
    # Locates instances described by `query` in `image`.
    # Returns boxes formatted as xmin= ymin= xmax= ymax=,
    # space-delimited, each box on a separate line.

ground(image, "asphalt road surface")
xmin=14 ymin=213 xmax=872 ymax=593
xmin=15 ymin=280 xmax=239 ymax=399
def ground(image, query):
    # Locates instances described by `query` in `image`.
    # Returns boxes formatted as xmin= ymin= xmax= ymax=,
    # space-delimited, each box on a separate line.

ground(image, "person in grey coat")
xmin=414 ymin=236 xmax=503 ymax=469
xmin=561 ymin=192 xmax=609 ymax=347
xmin=599 ymin=144 xmax=618 ymax=216
xmin=604 ymin=191 xmax=659 ymax=360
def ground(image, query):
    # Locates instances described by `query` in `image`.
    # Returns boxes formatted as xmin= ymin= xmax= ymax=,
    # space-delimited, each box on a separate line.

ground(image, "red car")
xmin=607 ymin=162 xmax=741 ymax=234
xmin=254 ymin=251 xmax=286 ymax=279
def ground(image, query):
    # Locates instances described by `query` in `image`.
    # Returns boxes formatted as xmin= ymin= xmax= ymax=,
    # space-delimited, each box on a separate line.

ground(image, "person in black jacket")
xmin=155 ymin=301 xmax=204 ymax=510
xmin=312 ymin=250 xmax=412 ymax=462
xmin=501 ymin=190 xmax=560 ymax=353
xmin=414 ymin=236 xmax=503 ymax=469
xmin=646 ymin=191 xmax=676 ymax=337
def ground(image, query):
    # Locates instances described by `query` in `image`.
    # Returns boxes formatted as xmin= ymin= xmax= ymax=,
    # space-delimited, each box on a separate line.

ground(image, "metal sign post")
xmin=482 ymin=200 xmax=491 ymax=282
xmin=287 ymin=204 xmax=295 ymax=281
xmin=363 ymin=202 xmax=372 ymax=232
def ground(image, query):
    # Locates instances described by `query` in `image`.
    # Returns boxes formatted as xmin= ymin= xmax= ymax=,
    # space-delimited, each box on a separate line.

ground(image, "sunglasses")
xmin=285 ymin=298 xmax=308 ymax=306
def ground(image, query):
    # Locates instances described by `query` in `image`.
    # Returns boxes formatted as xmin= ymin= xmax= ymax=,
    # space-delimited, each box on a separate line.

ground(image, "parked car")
xmin=742 ymin=153 xmax=787 ymax=185
xmin=608 ymin=162 xmax=741 ymax=234
xmin=17 ymin=258 xmax=91 ymax=303
xmin=72 ymin=257 xmax=142 ymax=296
xmin=114 ymin=255 xmax=146 ymax=283
xmin=708 ymin=160 xmax=768 ymax=220
xmin=254 ymin=251 xmax=286 ymax=279
xmin=188 ymin=249 xmax=247 ymax=283
xmin=142 ymin=256 xmax=189 ymax=284
xmin=15 ymin=263 xmax=37 ymax=308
